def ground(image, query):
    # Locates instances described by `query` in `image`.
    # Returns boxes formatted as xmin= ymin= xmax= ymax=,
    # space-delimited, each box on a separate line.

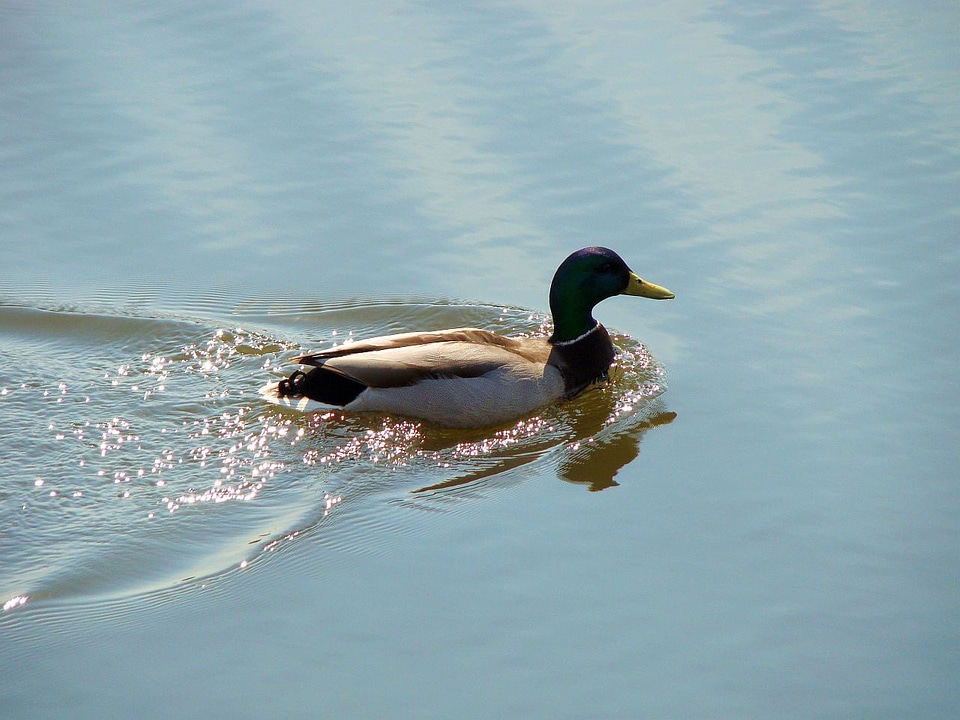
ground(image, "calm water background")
xmin=2 ymin=2 xmax=958 ymax=718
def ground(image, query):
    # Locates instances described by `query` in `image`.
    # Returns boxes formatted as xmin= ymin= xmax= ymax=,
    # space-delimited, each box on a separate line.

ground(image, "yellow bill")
xmin=622 ymin=271 xmax=675 ymax=300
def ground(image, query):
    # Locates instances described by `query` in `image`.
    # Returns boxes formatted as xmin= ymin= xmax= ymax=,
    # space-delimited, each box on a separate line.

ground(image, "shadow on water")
xmin=0 ymin=295 xmax=675 ymax=625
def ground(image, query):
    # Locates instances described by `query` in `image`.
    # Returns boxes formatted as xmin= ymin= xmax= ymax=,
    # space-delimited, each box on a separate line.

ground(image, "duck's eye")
xmin=598 ymin=262 xmax=614 ymax=272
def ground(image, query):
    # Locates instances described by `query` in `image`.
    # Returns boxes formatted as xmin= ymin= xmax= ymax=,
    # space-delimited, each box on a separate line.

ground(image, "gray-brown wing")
xmin=292 ymin=328 xmax=548 ymax=365
xmin=319 ymin=340 xmax=551 ymax=389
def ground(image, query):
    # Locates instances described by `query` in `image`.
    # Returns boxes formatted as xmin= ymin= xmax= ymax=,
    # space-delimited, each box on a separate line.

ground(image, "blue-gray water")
xmin=1 ymin=2 xmax=958 ymax=718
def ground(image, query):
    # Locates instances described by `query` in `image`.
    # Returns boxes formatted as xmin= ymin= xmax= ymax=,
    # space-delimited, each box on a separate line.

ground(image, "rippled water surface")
xmin=1 ymin=298 xmax=669 ymax=610
xmin=2 ymin=2 xmax=957 ymax=719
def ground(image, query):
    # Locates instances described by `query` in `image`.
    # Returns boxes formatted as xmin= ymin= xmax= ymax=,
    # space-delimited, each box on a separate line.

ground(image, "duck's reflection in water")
xmin=410 ymin=392 xmax=676 ymax=495
xmin=558 ymin=406 xmax=676 ymax=491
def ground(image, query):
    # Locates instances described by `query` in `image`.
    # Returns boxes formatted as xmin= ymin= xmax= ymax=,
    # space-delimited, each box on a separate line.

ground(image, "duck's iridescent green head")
xmin=548 ymin=246 xmax=674 ymax=343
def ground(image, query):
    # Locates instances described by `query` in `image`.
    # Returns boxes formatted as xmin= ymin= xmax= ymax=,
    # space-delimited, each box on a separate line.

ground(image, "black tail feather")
xmin=277 ymin=366 xmax=366 ymax=406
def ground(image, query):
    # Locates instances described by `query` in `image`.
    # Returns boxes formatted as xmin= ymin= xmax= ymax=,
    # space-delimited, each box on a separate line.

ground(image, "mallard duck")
xmin=260 ymin=247 xmax=673 ymax=427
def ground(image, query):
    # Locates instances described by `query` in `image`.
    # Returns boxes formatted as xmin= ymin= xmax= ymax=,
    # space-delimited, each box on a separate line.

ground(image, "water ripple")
xmin=0 ymin=298 xmax=673 ymax=622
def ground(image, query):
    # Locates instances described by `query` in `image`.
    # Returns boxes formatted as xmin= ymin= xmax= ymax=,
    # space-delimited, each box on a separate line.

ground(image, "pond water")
xmin=2 ymin=2 xmax=957 ymax=718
